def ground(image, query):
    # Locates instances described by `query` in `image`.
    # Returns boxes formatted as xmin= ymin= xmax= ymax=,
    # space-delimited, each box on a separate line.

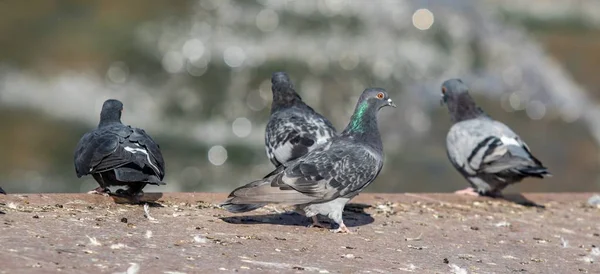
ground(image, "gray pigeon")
xmin=222 ymin=88 xmax=395 ymax=233
xmin=441 ymin=79 xmax=550 ymax=197
xmin=0 ymin=187 xmax=5 ymax=194
xmin=74 ymin=99 xmax=166 ymax=198
xmin=265 ymin=72 xmax=337 ymax=168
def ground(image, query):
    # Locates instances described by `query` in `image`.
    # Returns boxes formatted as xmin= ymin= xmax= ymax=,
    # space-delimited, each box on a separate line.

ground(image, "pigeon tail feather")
xmin=517 ymin=166 xmax=551 ymax=178
xmin=221 ymin=176 xmax=316 ymax=211
xmin=220 ymin=202 xmax=266 ymax=213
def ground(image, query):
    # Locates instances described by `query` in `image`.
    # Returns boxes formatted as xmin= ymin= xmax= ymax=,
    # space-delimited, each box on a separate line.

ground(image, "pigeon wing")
xmin=88 ymin=131 xmax=131 ymax=173
xmin=227 ymin=140 xmax=381 ymax=206
xmin=128 ymin=127 xmax=166 ymax=179
xmin=74 ymin=131 xmax=94 ymax=177
xmin=74 ymin=127 xmax=130 ymax=176
xmin=281 ymin=140 xmax=382 ymax=201
xmin=266 ymin=108 xmax=336 ymax=166
xmin=447 ymin=119 xmax=544 ymax=175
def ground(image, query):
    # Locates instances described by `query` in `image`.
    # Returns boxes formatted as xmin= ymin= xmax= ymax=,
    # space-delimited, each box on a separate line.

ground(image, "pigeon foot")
xmin=87 ymin=187 xmax=110 ymax=196
xmin=307 ymin=216 xmax=330 ymax=229
xmin=331 ymin=223 xmax=352 ymax=234
xmin=116 ymin=188 xmax=144 ymax=197
xmin=454 ymin=187 xmax=480 ymax=196
xmin=113 ymin=188 xmax=143 ymax=204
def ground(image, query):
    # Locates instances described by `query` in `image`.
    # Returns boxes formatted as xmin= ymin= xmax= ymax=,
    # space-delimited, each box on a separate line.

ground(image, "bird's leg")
xmin=307 ymin=216 xmax=330 ymax=229
xmin=331 ymin=221 xmax=352 ymax=234
xmin=116 ymin=187 xmax=144 ymax=197
xmin=454 ymin=187 xmax=480 ymax=196
xmin=88 ymin=174 xmax=110 ymax=196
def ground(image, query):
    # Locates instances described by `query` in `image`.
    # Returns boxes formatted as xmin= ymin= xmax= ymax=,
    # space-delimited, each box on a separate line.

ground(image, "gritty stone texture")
xmin=1 ymin=193 xmax=599 ymax=273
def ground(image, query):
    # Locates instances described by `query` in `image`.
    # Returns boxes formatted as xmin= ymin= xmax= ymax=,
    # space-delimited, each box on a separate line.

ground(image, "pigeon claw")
xmin=87 ymin=187 xmax=111 ymax=196
xmin=454 ymin=187 xmax=480 ymax=196
xmin=331 ymin=223 xmax=352 ymax=234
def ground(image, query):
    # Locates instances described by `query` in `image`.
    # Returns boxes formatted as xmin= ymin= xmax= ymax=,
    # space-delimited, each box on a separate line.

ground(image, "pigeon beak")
xmin=387 ymin=98 xmax=397 ymax=108
xmin=440 ymin=93 xmax=447 ymax=106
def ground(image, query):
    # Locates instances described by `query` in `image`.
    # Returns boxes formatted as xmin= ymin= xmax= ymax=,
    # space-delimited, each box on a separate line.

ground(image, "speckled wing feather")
xmin=265 ymin=107 xmax=336 ymax=167
xmin=226 ymin=138 xmax=383 ymax=206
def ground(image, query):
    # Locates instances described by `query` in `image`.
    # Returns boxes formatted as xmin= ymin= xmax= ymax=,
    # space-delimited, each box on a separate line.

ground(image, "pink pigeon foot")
xmin=454 ymin=187 xmax=480 ymax=196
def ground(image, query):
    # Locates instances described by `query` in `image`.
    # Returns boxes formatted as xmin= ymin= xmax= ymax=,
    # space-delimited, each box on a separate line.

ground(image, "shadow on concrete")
xmin=110 ymin=192 xmax=164 ymax=206
xmin=499 ymin=193 xmax=545 ymax=209
xmin=220 ymin=203 xmax=375 ymax=228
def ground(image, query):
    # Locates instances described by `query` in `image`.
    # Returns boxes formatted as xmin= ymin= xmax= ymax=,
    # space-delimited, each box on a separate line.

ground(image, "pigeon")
xmin=265 ymin=72 xmax=337 ymax=168
xmin=74 ymin=99 xmax=166 ymax=198
xmin=441 ymin=79 xmax=550 ymax=197
xmin=222 ymin=88 xmax=396 ymax=233
xmin=0 ymin=187 xmax=5 ymax=194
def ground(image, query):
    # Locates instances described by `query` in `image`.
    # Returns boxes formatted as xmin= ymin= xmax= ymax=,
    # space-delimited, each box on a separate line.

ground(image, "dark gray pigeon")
xmin=441 ymin=79 xmax=550 ymax=197
xmin=0 ymin=187 xmax=5 ymax=194
xmin=74 ymin=99 xmax=166 ymax=198
xmin=265 ymin=72 xmax=337 ymax=168
xmin=222 ymin=88 xmax=395 ymax=233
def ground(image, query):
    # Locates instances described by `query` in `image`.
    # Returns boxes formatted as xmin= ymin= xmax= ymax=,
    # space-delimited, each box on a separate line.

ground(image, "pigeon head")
xmin=99 ymin=99 xmax=123 ymax=127
xmin=270 ymin=71 xmax=303 ymax=111
xmin=343 ymin=88 xmax=395 ymax=135
xmin=440 ymin=79 xmax=485 ymax=122
xmin=360 ymin=88 xmax=396 ymax=110
xmin=441 ymin=79 xmax=469 ymax=104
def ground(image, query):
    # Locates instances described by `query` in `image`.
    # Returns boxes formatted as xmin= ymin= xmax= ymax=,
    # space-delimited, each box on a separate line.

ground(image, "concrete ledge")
xmin=1 ymin=193 xmax=599 ymax=273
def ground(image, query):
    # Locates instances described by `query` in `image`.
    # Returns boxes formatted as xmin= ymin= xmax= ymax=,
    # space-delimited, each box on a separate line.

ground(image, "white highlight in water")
xmin=526 ymin=100 xmax=546 ymax=120
xmin=182 ymin=38 xmax=206 ymax=62
xmin=256 ymin=9 xmax=279 ymax=32
xmin=232 ymin=117 xmax=252 ymax=138
xmin=162 ymin=51 xmax=185 ymax=73
xmin=223 ymin=47 xmax=246 ymax=68
xmin=107 ymin=61 xmax=129 ymax=84
xmin=412 ymin=9 xmax=434 ymax=30
xmin=208 ymin=145 xmax=228 ymax=166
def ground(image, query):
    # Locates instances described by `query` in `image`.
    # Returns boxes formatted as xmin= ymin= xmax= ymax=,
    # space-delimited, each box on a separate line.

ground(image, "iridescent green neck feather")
xmin=348 ymin=101 xmax=369 ymax=133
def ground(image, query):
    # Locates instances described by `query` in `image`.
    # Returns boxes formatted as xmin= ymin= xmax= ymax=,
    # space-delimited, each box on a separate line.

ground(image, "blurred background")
xmin=1 ymin=0 xmax=599 ymax=194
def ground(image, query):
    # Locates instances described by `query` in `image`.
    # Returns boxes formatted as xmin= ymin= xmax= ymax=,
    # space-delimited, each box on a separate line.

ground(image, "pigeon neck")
xmin=448 ymin=93 xmax=486 ymax=123
xmin=271 ymin=89 xmax=304 ymax=113
xmin=342 ymin=101 xmax=382 ymax=149
xmin=98 ymin=112 xmax=122 ymax=127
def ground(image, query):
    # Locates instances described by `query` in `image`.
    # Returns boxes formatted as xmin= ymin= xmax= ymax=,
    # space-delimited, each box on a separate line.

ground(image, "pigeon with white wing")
xmin=74 ymin=99 xmax=166 ymax=199
xmin=441 ymin=79 xmax=550 ymax=197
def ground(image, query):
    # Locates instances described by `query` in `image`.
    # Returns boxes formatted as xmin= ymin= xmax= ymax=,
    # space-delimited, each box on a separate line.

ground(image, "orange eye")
xmin=376 ymin=92 xmax=384 ymax=99
xmin=441 ymin=87 xmax=447 ymax=94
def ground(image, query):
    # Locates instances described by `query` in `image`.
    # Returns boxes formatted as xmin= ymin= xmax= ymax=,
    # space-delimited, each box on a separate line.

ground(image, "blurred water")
xmin=0 ymin=0 xmax=599 ymax=193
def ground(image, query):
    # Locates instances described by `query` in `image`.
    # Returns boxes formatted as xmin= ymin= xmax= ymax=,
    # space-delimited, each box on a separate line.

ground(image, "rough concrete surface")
xmin=1 ymin=193 xmax=599 ymax=274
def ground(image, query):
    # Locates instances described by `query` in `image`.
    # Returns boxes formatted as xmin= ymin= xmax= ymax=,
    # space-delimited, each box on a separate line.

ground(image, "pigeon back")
xmin=265 ymin=106 xmax=336 ymax=167
xmin=446 ymin=117 xmax=549 ymax=194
